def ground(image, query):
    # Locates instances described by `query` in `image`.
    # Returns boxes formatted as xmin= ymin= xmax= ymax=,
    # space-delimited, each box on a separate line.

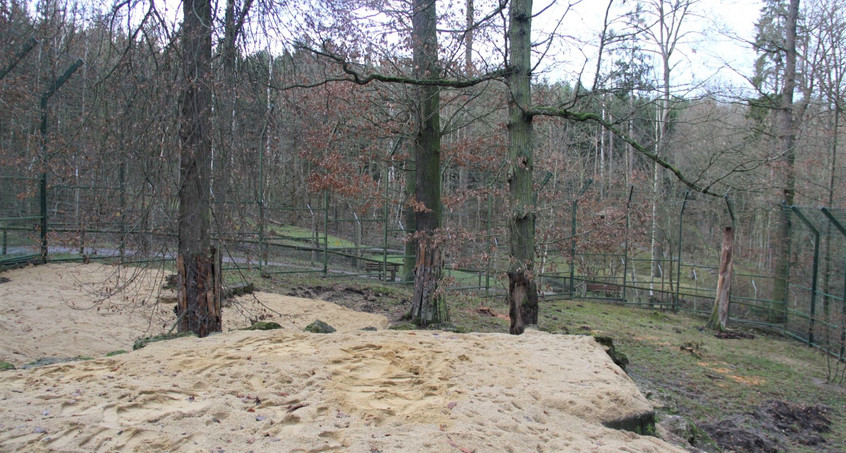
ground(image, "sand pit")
xmin=0 ymin=263 xmax=387 ymax=366
xmin=0 ymin=264 xmax=681 ymax=452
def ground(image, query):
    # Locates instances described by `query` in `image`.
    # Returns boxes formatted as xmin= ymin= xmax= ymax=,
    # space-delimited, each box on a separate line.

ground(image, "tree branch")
xmin=291 ymin=43 xmax=509 ymax=88
xmin=530 ymin=106 xmax=721 ymax=197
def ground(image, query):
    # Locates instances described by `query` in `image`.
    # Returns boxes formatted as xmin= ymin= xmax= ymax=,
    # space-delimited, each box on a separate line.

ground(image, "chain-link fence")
xmin=2 ymin=165 xmax=843 ymax=358
xmin=0 ymin=175 xmax=41 ymax=267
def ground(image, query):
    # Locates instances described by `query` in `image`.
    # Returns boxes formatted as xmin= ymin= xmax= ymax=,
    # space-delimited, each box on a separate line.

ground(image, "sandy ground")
xmin=0 ymin=263 xmax=682 ymax=452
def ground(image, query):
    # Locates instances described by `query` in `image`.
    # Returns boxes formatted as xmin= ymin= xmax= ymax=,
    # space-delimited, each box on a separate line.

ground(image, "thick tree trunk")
xmin=408 ymin=0 xmax=447 ymax=325
xmin=708 ymin=227 xmax=734 ymax=331
xmin=772 ymin=0 xmax=800 ymax=323
xmin=506 ymin=0 xmax=537 ymax=335
xmin=410 ymin=238 xmax=446 ymax=324
xmin=177 ymin=0 xmax=221 ymax=337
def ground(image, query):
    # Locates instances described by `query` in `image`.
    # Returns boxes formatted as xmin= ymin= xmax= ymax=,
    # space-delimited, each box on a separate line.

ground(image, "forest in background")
xmin=1 ymin=0 xmax=845 ymax=341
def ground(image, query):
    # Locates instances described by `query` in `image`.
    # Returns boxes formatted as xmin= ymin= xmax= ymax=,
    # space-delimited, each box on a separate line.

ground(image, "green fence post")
xmin=119 ymin=161 xmax=126 ymax=264
xmin=569 ymin=198 xmax=576 ymax=297
xmin=258 ymin=198 xmax=265 ymax=273
xmin=323 ymin=191 xmax=329 ymax=276
xmin=622 ymin=186 xmax=633 ymax=302
xmin=38 ymin=58 xmax=84 ymax=264
xmin=570 ymin=179 xmax=592 ymax=297
xmin=0 ymin=37 xmax=37 ymax=80
xmin=485 ymin=192 xmax=492 ymax=297
xmin=39 ymin=169 xmax=46 ymax=263
xmin=383 ymin=166 xmax=389 ymax=280
xmin=820 ymin=207 xmax=846 ymax=358
xmin=791 ymin=206 xmax=819 ymax=346
xmin=674 ymin=191 xmax=689 ymax=311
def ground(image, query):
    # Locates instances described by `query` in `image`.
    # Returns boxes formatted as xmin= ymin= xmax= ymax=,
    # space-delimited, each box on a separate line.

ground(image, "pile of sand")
xmin=0 ymin=263 xmax=387 ymax=365
xmin=0 ymin=264 xmax=681 ymax=452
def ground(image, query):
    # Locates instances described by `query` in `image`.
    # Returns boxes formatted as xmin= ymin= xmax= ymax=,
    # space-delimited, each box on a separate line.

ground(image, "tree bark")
xmin=403 ymin=159 xmax=416 ymax=282
xmin=409 ymin=0 xmax=447 ymax=325
xmin=772 ymin=0 xmax=800 ymax=323
xmin=506 ymin=0 xmax=538 ymax=335
xmin=177 ymin=0 xmax=221 ymax=337
xmin=708 ymin=227 xmax=734 ymax=331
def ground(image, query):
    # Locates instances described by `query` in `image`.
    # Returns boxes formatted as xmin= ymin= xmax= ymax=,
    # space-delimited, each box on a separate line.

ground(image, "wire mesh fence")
xmin=1 ymin=165 xmax=843 ymax=358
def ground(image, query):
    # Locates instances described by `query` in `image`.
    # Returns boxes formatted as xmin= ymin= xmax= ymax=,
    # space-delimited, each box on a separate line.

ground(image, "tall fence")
xmin=1 ymin=169 xmax=843 ymax=358
xmin=784 ymin=207 xmax=846 ymax=359
xmin=0 ymin=175 xmax=41 ymax=267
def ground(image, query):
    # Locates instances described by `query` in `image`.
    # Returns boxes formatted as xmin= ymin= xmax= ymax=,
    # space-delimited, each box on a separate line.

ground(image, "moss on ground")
xmin=133 ymin=332 xmax=196 ymax=350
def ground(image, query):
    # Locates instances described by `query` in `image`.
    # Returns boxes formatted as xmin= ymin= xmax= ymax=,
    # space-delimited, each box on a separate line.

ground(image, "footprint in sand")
xmin=92 ymin=390 xmax=207 ymax=428
xmin=325 ymin=342 xmax=456 ymax=426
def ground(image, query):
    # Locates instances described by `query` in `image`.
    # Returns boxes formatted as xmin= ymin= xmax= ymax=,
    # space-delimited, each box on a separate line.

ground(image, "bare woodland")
xmin=1 ymin=0 xmax=846 ymax=342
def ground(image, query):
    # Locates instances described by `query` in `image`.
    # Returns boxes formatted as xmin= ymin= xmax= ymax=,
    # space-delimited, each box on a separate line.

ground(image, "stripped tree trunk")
xmin=177 ymin=0 xmax=221 ymax=337
xmin=708 ymin=227 xmax=734 ymax=331
xmin=411 ymin=238 xmax=446 ymax=324
xmin=506 ymin=0 xmax=538 ymax=335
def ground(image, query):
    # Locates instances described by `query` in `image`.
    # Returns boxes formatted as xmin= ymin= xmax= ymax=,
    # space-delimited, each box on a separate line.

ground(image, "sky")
xmin=536 ymin=0 xmax=765 ymax=94
xmin=51 ymin=0 xmax=765 ymax=96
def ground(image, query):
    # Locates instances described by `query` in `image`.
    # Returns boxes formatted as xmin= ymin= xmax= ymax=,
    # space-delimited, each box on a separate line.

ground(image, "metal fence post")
xmin=119 ymin=161 xmax=126 ymax=264
xmin=258 ymin=136 xmax=265 ymax=273
xmin=38 ymin=58 xmax=84 ymax=264
xmin=820 ymin=207 xmax=846 ymax=359
xmin=622 ymin=186 xmax=633 ymax=302
xmin=383 ymin=165 xmax=389 ymax=280
xmin=0 ymin=37 xmax=37 ymax=80
xmin=569 ymin=179 xmax=592 ymax=297
xmin=791 ymin=206 xmax=819 ymax=346
xmin=323 ymin=191 xmax=329 ymax=276
xmin=485 ymin=192 xmax=492 ymax=297
xmin=674 ymin=191 xmax=689 ymax=311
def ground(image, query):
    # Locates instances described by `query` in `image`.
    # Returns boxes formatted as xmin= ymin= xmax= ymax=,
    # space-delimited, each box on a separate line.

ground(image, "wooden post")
xmin=708 ymin=227 xmax=734 ymax=331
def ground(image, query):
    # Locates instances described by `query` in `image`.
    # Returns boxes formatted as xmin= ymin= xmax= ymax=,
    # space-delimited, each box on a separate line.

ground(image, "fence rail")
xmin=1 ymin=171 xmax=843 ymax=359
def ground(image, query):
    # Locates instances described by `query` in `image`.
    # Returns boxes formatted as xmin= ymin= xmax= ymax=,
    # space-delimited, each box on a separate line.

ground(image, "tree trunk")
xmin=772 ymin=0 xmax=800 ymax=323
xmin=409 ymin=0 xmax=447 ymax=325
xmin=506 ymin=0 xmax=537 ymax=335
xmin=177 ymin=0 xmax=221 ymax=337
xmin=411 ymin=238 xmax=446 ymax=324
xmin=708 ymin=227 xmax=734 ymax=331
xmin=403 ymin=159 xmax=417 ymax=282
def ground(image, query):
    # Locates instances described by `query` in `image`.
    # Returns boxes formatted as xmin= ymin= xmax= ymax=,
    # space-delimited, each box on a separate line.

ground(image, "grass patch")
xmin=242 ymin=321 xmax=282 ymax=331
xmin=0 ymin=361 xmax=15 ymax=371
xmin=133 ymin=332 xmax=196 ymax=350
xmin=21 ymin=356 xmax=93 ymax=369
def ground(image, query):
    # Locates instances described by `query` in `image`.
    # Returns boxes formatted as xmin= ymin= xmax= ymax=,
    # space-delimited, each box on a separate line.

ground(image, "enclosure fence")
xmin=1 ymin=170 xmax=843 ymax=359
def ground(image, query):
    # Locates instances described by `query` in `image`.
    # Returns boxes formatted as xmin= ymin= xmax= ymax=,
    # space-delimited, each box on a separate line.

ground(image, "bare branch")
xmin=529 ymin=105 xmax=721 ymax=197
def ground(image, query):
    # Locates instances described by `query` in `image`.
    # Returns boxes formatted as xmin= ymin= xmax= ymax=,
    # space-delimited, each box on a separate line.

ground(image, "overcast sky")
xmin=535 ymin=0 xmax=764 ymax=94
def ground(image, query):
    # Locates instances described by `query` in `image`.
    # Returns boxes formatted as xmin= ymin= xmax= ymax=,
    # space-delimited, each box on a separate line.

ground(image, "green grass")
xmin=133 ymin=332 xmax=196 ymax=350
xmin=538 ymin=300 xmax=843 ymax=450
xmin=370 ymin=286 xmax=844 ymax=451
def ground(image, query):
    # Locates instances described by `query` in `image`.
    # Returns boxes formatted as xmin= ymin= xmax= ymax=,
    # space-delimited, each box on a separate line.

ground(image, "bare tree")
xmin=176 ymin=0 xmax=221 ymax=337
xmin=771 ymin=0 xmax=800 ymax=322
xmin=409 ymin=0 xmax=448 ymax=325
xmin=506 ymin=0 xmax=538 ymax=334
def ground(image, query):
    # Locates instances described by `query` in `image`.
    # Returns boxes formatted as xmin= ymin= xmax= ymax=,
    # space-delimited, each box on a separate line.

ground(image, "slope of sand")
xmin=0 ymin=263 xmax=387 ymax=366
xmin=0 ymin=264 xmax=682 ymax=452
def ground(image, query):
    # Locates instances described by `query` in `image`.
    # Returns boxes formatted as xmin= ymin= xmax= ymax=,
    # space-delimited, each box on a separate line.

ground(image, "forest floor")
xmin=265 ymin=273 xmax=846 ymax=453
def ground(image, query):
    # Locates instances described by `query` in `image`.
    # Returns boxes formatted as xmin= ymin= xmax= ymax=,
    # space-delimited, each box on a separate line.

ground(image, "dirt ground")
xmin=0 ymin=263 xmax=681 ymax=452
